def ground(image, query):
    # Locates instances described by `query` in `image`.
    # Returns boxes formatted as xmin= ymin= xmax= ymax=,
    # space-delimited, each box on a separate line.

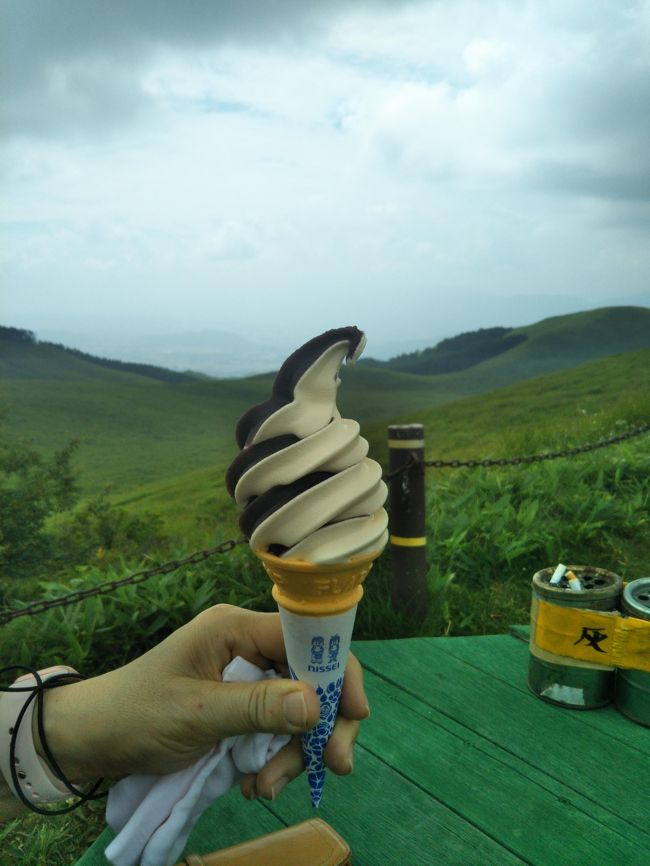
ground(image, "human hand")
xmin=39 ymin=604 xmax=368 ymax=800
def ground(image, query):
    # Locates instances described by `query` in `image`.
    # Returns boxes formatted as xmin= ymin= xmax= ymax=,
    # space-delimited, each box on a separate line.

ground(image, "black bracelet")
xmin=0 ymin=665 xmax=108 ymax=816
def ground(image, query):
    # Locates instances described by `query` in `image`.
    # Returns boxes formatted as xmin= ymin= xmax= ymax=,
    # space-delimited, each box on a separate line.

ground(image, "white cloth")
xmin=104 ymin=657 xmax=291 ymax=866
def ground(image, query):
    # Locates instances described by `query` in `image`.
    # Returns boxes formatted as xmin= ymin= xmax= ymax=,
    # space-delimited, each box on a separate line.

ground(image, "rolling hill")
xmin=363 ymin=346 xmax=650 ymax=466
xmin=1 ymin=305 xmax=649 ymax=541
xmin=0 ymin=329 xmax=202 ymax=382
xmin=104 ymin=346 xmax=650 ymax=545
xmin=367 ymin=306 xmax=650 ymax=385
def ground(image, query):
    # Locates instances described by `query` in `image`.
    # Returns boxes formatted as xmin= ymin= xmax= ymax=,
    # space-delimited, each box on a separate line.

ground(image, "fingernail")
xmin=283 ymin=691 xmax=308 ymax=728
xmin=271 ymin=776 xmax=289 ymax=800
xmin=363 ymin=701 xmax=370 ymax=718
xmin=347 ymin=754 xmax=354 ymax=773
xmin=248 ymin=788 xmax=257 ymax=801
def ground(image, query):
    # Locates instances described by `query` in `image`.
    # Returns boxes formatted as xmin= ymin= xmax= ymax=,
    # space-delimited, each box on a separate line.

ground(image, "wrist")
xmin=35 ymin=679 xmax=98 ymax=785
xmin=0 ymin=666 xmax=82 ymax=807
xmin=38 ymin=668 xmax=135 ymax=783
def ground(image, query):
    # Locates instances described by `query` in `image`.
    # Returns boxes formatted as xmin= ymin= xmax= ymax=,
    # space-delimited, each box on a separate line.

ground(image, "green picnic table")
xmin=75 ymin=631 xmax=649 ymax=866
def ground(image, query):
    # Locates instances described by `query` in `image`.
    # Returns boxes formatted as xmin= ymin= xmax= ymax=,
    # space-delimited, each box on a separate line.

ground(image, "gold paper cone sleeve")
xmin=256 ymin=549 xmax=383 ymax=616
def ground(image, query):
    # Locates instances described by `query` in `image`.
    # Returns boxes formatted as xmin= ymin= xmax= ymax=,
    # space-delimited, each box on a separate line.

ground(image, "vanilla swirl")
xmin=225 ymin=327 xmax=388 ymax=564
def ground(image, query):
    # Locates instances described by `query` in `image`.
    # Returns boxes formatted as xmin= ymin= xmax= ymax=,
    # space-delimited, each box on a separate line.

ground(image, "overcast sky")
xmin=2 ymin=0 xmax=649 ymax=364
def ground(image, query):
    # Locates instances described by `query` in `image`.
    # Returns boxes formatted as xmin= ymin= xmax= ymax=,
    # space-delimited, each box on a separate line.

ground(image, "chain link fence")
xmin=2 ymin=422 xmax=648 ymax=625
xmin=421 ymin=420 xmax=650 ymax=470
xmin=381 ymin=421 xmax=650 ymax=478
xmin=0 ymin=539 xmax=247 ymax=626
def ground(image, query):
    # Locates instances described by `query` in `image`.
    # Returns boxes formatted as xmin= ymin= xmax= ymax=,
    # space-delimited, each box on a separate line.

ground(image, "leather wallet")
xmin=175 ymin=818 xmax=351 ymax=866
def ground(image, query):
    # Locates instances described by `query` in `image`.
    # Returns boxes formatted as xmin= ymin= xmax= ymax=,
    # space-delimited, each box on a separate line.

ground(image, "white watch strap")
xmin=0 ymin=666 xmax=79 ymax=805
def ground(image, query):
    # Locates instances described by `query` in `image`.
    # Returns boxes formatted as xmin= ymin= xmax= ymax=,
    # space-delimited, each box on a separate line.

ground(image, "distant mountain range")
xmin=27 ymin=289 xmax=650 ymax=378
xmin=3 ymin=305 xmax=650 ymax=385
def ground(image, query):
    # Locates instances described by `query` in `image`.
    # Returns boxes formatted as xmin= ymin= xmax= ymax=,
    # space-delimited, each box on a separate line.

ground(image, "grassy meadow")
xmin=3 ymin=305 xmax=650 ymax=499
xmin=1 ymin=307 xmax=650 ymax=864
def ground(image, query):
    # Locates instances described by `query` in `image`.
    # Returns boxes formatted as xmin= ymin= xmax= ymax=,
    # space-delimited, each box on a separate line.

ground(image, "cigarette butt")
xmin=565 ymin=569 xmax=583 ymax=591
xmin=550 ymin=563 xmax=567 ymax=585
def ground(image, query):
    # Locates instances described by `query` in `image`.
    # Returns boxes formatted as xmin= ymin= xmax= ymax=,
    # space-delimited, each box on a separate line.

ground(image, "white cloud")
xmin=200 ymin=221 xmax=258 ymax=261
xmin=463 ymin=38 xmax=509 ymax=76
xmin=1 ymin=0 xmax=649 ymax=348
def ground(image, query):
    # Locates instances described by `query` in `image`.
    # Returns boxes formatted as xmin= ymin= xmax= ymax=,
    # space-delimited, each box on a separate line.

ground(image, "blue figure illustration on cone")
xmin=310 ymin=636 xmax=324 ymax=665
xmin=328 ymin=635 xmax=340 ymax=664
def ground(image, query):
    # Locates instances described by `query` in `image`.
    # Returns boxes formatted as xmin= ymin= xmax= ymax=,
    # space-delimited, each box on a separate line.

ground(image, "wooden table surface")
xmin=77 ymin=630 xmax=650 ymax=866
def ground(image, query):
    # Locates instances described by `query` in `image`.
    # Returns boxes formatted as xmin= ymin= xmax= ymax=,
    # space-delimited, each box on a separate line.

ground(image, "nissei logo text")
xmin=308 ymin=661 xmax=340 ymax=673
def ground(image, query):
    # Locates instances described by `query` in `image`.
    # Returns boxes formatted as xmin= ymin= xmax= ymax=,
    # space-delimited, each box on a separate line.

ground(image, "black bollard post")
xmin=388 ymin=423 xmax=428 ymax=619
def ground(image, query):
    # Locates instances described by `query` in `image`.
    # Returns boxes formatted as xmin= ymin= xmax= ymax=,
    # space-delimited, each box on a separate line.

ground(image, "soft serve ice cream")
xmin=225 ymin=327 xmax=388 ymax=807
xmin=225 ymin=326 xmax=388 ymax=562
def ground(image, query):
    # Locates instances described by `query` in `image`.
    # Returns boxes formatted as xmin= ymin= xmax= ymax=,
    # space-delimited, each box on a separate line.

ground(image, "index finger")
xmin=196 ymin=605 xmax=287 ymax=671
xmin=197 ymin=606 xmax=367 ymax=715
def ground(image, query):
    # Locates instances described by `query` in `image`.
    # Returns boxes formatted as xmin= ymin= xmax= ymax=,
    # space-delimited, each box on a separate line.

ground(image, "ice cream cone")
xmin=258 ymin=548 xmax=381 ymax=616
xmin=256 ymin=549 xmax=382 ymax=806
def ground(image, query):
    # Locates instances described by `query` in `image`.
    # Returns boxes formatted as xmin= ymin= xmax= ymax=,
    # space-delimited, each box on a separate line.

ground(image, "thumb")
xmin=205 ymin=678 xmax=321 ymax=739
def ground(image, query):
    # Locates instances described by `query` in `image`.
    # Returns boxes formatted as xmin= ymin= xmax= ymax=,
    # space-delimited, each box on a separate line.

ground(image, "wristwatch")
xmin=0 ymin=666 xmax=79 ymax=805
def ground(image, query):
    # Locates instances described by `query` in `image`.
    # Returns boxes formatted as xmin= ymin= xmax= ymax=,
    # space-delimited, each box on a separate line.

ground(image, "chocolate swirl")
xmin=225 ymin=327 xmax=388 ymax=564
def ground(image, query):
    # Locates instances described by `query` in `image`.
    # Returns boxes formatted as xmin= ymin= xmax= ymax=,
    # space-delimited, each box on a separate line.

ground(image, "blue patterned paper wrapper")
xmin=278 ymin=605 xmax=357 ymax=808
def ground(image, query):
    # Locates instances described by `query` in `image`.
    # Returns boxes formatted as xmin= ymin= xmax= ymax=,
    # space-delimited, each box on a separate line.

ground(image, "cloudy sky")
xmin=2 ymin=0 xmax=649 ymax=368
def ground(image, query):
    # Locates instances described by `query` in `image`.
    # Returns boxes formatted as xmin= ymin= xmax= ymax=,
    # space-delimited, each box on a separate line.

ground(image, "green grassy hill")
xmin=0 ymin=340 xmax=456 ymax=497
xmin=364 ymin=346 xmax=650 ymax=466
xmin=502 ymin=305 xmax=650 ymax=379
xmin=110 ymin=347 xmax=650 ymax=546
xmin=364 ymin=326 xmax=525 ymax=374
xmin=2 ymin=306 xmax=649 ymax=545
xmin=0 ymin=374 xmax=264 ymax=494
xmin=0 ymin=337 xmax=158 ymax=383
xmin=371 ymin=306 xmax=650 ymax=386
xmin=0 ymin=329 xmax=202 ymax=382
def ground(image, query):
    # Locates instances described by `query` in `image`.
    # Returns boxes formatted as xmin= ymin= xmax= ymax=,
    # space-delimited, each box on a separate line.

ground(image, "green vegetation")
xmin=41 ymin=343 xmax=203 ymax=383
xmin=365 ymin=305 xmax=650 ymax=385
xmin=4 ymin=442 xmax=648 ymax=663
xmin=0 ymin=325 xmax=201 ymax=383
xmin=364 ymin=345 xmax=650 ymax=467
xmin=0 ymin=427 xmax=170 ymax=611
xmin=3 ymin=306 xmax=650 ymax=505
xmin=423 ymin=441 xmax=650 ymax=636
xmin=0 ymin=307 xmax=650 ymax=506
xmin=0 ymin=326 xmax=36 ymax=343
xmin=471 ymin=305 xmax=650 ymax=388
xmin=363 ymin=326 xmax=527 ymax=374
xmin=72 ymin=344 xmax=649 ymax=546
xmin=2 ymin=437 xmax=649 ymax=864
xmin=1 ymin=307 xmax=650 ymax=863
xmin=0 ymin=436 xmax=77 ymax=580
xmin=0 ymin=804 xmax=106 ymax=866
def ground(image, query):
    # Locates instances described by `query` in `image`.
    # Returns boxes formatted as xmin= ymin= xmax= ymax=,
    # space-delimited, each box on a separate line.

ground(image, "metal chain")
xmin=0 ymin=538 xmax=247 ymax=626
xmin=383 ymin=422 xmax=650 ymax=478
xmin=424 ymin=422 xmax=650 ymax=469
xmin=382 ymin=452 xmax=420 ymax=480
xmin=4 ymin=423 xmax=648 ymax=623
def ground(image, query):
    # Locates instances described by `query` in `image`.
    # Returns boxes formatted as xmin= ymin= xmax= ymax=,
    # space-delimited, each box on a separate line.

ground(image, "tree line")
xmin=0 ymin=326 xmax=36 ymax=343
xmin=0 ymin=324 xmax=202 ymax=384
xmin=363 ymin=326 xmax=527 ymax=375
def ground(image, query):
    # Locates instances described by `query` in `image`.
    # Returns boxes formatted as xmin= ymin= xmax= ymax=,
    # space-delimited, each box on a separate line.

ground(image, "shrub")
xmin=0 ymin=435 xmax=77 ymax=579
